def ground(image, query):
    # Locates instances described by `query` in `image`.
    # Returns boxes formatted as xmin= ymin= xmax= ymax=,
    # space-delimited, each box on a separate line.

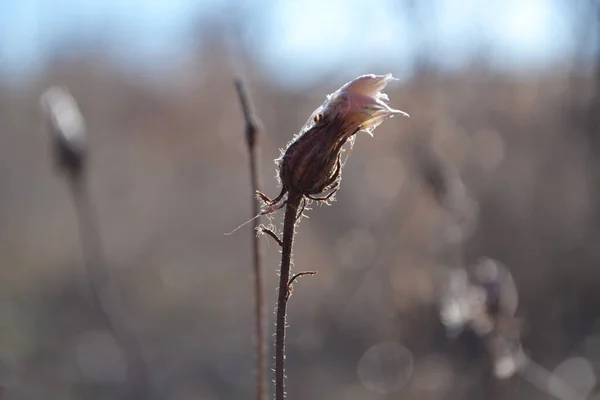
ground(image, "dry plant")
xmin=256 ymin=74 xmax=409 ymax=399
xmin=439 ymin=259 xmax=590 ymax=400
xmin=40 ymin=87 xmax=151 ymax=400
xmin=413 ymin=142 xmax=590 ymax=400
xmin=234 ymin=78 xmax=267 ymax=400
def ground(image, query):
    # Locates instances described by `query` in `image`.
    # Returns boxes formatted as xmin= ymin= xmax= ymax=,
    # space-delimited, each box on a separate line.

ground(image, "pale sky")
xmin=0 ymin=0 xmax=581 ymax=86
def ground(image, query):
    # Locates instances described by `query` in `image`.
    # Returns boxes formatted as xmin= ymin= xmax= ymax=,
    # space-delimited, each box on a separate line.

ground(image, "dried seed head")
xmin=40 ymin=86 xmax=87 ymax=175
xmin=277 ymin=74 xmax=408 ymax=198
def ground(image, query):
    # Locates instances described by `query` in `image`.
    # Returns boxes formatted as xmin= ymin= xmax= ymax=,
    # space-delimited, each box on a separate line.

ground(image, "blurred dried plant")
xmin=439 ymin=259 xmax=522 ymax=379
xmin=40 ymin=87 xmax=151 ymax=399
xmin=439 ymin=258 xmax=591 ymax=400
xmin=40 ymin=87 xmax=87 ymax=177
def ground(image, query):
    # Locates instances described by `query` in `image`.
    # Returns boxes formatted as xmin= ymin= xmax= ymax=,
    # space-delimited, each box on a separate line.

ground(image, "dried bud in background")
xmin=40 ymin=86 xmax=87 ymax=175
xmin=439 ymin=259 xmax=524 ymax=379
xmin=277 ymin=74 xmax=409 ymax=198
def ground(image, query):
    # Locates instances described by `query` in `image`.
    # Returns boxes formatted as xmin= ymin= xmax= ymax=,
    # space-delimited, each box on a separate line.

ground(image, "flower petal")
xmin=359 ymin=109 xmax=407 ymax=136
xmin=338 ymin=74 xmax=397 ymax=98
xmin=328 ymin=91 xmax=409 ymax=136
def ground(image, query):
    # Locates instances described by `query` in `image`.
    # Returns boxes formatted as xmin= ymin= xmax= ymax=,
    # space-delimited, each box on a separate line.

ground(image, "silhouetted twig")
xmin=258 ymin=225 xmax=283 ymax=247
xmin=69 ymin=178 xmax=151 ymax=399
xmin=40 ymin=87 xmax=151 ymax=400
xmin=234 ymin=78 xmax=267 ymax=400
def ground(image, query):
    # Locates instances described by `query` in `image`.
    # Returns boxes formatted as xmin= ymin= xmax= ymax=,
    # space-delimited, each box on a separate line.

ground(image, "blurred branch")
xmin=519 ymin=355 xmax=586 ymax=400
xmin=41 ymin=87 xmax=152 ymax=399
xmin=69 ymin=178 xmax=152 ymax=399
xmin=234 ymin=78 xmax=267 ymax=400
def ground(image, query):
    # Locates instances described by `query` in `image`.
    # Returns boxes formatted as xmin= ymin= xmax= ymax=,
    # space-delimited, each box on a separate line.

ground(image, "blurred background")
xmin=2 ymin=0 xmax=600 ymax=398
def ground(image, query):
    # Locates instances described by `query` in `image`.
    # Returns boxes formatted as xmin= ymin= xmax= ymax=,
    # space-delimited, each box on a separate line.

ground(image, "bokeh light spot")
xmin=357 ymin=342 xmax=414 ymax=394
xmin=75 ymin=330 xmax=127 ymax=383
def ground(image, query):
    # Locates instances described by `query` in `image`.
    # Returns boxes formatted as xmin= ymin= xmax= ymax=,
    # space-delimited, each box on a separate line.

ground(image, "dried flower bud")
xmin=40 ymin=86 xmax=87 ymax=175
xmin=277 ymin=74 xmax=408 ymax=198
xmin=439 ymin=261 xmax=524 ymax=379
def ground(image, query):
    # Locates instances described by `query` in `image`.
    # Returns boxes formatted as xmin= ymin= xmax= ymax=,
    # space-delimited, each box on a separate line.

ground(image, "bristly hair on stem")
xmin=40 ymin=87 xmax=152 ymax=400
xmin=234 ymin=78 xmax=267 ymax=400
xmin=257 ymin=74 xmax=409 ymax=400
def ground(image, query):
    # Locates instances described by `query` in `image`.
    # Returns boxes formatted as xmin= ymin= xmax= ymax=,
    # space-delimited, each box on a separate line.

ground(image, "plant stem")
xmin=275 ymin=190 xmax=302 ymax=400
xmin=235 ymin=79 xmax=267 ymax=400
xmin=68 ymin=173 xmax=151 ymax=400
xmin=249 ymin=147 xmax=267 ymax=400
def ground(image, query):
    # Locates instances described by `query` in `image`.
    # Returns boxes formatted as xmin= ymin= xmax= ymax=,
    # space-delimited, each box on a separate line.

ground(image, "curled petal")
xmin=333 ymin=91 xmax=409 ymax=136
xmin=360 ymin=109 xmax=406 ymax=136
xmin=338 ymin=74 xmax=397 ymax=99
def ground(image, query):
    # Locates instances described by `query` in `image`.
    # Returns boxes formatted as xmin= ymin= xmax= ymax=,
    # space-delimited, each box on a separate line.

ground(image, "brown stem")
xmin=68 ymin=174 xmax=151 ymax=400
xmin=235 ymin=78 xmax=267 ymax=400
xmin=275 ymin=190 xmax=302 ymax=400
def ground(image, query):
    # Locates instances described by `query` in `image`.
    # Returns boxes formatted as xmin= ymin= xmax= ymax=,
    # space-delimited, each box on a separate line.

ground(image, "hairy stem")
xmin=235 ymin=78 xmax=267 ymax=400
xmin=275 ymin=190 xmax=302 ymax=400
xmin=68 ymin=174 xmax=151 ymax=399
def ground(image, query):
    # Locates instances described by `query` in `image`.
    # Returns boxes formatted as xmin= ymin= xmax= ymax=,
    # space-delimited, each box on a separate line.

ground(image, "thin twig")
xmin=235 ymin=78 xmax=267 ymax=400
xmin=287 ymin=271 xmax=317 ymax=293
xmin=69 ymin=175 xmax=151 ymax=400
xmin=275 ymin=191 xmax=302 ymax=400
xmin=259 ymin=225 xmax=283 ymax=247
